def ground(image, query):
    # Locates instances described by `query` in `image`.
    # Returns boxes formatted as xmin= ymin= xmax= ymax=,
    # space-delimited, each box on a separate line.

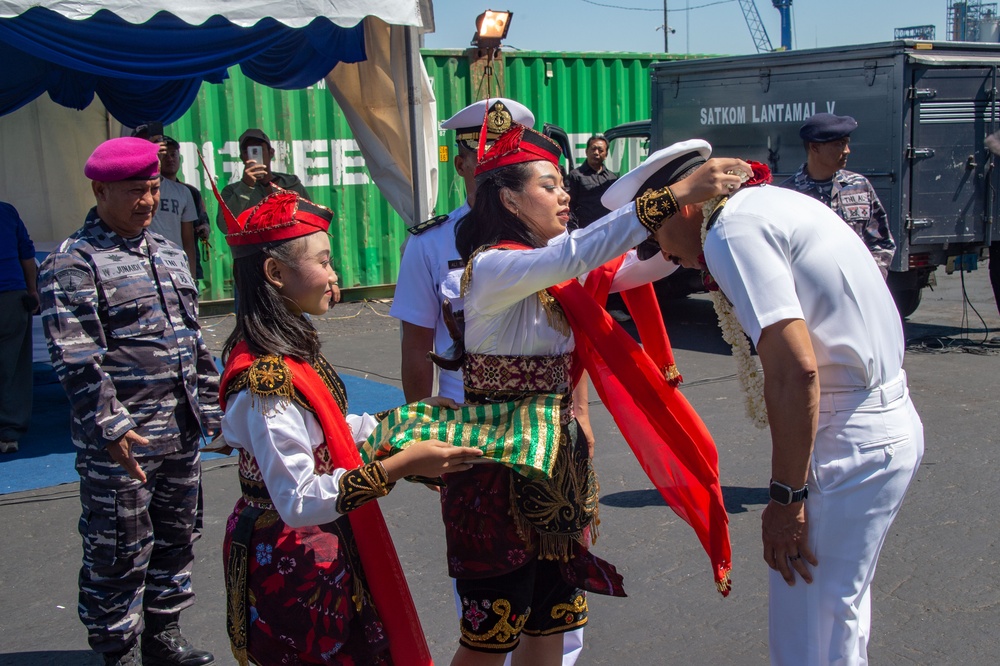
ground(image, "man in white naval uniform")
xmin=604 ymin=140 xmax=924 ymax=666
xmin=390 ymin=98 xmax=596 ymax=666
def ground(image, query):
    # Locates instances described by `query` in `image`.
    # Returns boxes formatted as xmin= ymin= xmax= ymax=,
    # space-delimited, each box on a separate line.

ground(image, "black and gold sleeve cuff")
xmin=635 ymin=185 xmax=679 ymax=234
xmin=336 ymin=461 xmax=396 ymax=514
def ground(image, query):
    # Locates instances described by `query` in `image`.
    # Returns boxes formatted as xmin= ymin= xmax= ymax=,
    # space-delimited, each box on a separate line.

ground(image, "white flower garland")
xmin=701 ymin=190 xmax=769 ymax=429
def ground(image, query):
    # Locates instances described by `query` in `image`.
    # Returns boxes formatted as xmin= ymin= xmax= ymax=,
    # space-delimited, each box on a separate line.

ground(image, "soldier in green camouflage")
xmin=39 ymin=137 xmax=220 ymax=666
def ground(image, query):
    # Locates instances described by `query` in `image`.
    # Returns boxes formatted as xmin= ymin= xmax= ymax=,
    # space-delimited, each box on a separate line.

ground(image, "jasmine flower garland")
xmin=700 ymin=173 xmax=769 ymax=429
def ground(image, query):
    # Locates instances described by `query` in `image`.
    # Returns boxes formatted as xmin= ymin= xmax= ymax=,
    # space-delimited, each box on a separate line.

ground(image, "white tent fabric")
xmin=0 ymin=98 xmax=110 ymax=245
xmin=0 ymin=0 xmax=426 ymax=28
xmin=327 ymin=18 xmax=438 ymax=228
xmin=0 ymin=1 xmax=438 ymax=249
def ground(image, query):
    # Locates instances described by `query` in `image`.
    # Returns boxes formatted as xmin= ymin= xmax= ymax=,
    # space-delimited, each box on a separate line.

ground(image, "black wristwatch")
xmin=768 ymin=480 xmax=809 ymax=505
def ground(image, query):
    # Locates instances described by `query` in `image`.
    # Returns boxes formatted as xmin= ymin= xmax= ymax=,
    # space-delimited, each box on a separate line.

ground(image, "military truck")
xmin=566 ymin=41 xmax=1000 ymax=317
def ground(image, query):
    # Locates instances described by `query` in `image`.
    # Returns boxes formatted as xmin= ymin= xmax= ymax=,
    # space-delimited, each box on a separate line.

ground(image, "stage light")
xmin=472 ymin=10 xmax=512 ymax=50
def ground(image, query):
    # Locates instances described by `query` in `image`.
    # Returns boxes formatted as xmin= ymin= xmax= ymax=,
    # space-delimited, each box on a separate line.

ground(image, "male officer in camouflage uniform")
xmin=780 ymin=113 xmax=896 ymax=277
xmin=39 ymin=137 xmax=220 ymax=666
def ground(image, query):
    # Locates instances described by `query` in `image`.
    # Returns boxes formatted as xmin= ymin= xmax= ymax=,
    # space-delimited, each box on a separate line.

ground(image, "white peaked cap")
xmin=602 ymin=139 xmax=712 ymax=210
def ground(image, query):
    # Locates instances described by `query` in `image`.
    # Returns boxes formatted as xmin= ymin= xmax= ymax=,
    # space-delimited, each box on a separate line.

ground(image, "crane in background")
xmin=737 ymin=0 xmax=793 ymax=53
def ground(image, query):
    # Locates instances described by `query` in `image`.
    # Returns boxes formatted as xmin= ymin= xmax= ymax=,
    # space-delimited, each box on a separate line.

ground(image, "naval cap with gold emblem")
xmin=442 ymin=98 xmax=534 ymax=151
xmin=601 ymin=139 xmax=712 ymax=210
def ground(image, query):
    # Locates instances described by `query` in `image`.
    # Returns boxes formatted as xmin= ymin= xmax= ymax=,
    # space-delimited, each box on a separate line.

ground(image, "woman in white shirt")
xmin=442 ymin=124 xmax=741 ymax=666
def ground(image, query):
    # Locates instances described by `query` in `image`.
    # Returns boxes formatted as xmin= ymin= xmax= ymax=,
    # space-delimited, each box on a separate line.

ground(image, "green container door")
xmin=166 ymin=50 xmax=708 ymax=300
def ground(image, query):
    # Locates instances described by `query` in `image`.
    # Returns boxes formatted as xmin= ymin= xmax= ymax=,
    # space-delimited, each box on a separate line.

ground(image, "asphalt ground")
xmin=2 ymin=267 xmax=998 ymax=665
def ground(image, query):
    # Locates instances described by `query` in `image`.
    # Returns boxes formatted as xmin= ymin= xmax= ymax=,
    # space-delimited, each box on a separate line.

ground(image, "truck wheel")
xmin=891 ymin=288 xmax=922 ymax=319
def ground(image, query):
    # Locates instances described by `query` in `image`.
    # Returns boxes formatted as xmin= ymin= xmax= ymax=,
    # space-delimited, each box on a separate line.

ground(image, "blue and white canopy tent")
xmin=0 ymin=0 xmax=437 ymax=241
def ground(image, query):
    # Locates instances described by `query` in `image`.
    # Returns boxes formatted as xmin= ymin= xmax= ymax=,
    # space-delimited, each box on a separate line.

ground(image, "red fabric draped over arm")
xmin=493 ymin=244 xmax=732 ymax=594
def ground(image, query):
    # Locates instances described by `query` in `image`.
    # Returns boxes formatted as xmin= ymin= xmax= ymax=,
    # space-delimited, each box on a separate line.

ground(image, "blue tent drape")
xmin=0 ymin=7 xmax=366 ymax=126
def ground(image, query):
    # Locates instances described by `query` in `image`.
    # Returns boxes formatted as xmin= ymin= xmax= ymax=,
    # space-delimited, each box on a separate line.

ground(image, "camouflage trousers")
xmin=76 ymin=437 xmax=203 ymax=654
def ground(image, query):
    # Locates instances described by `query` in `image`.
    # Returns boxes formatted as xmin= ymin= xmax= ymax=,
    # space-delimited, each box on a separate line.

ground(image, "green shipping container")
xmin=168 ymin=49 xmax=704 ymax=301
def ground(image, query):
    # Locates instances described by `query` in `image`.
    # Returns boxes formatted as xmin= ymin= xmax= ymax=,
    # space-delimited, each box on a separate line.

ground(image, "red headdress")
xmin=196 ymin=151 xmax=333 ymax=257
xmin=475 ymin=122 xmax=562 ymax=176
xmin=224 ymin=191 xmax=333 ymax=256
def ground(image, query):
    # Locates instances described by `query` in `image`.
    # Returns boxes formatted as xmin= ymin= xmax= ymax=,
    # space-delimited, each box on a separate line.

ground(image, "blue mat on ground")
xmin=0 ymin=364 xmax=404 ymax=495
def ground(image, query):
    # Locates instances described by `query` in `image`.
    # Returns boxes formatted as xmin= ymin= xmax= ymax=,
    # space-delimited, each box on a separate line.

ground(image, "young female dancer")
xmin=217 ymin=191 xmax=481 ymax=665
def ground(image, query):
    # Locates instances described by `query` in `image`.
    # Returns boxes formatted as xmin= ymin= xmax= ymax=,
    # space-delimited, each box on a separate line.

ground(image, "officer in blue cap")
xmin=780 ymin=113 xmax=896 ymax=277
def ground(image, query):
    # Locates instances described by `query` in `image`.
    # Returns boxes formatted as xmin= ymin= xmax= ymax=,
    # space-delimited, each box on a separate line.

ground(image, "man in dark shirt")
xmin=216 ymin=128 xmax=309 ymax=233
xmin=566 ymin=134 xmax=618 ymax=229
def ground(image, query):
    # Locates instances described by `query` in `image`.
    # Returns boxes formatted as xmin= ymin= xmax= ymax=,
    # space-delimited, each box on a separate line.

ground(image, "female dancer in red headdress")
xmin=216 ymin=190 xmax=482 ymax=665
xmin=442 ymin=115 xmax=745 ymax=665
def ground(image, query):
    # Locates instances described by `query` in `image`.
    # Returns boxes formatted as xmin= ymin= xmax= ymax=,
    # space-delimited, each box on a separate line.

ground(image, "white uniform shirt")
xmin=221 ymin=391 xmax=379 ymax=529
xmin=390 ymin=202 xmax=471 ymax=402
xmin=149 ymin=178 xmax=197 ymax=250
xmin=464 ymin=204 xmax=662 ymax=355
xmin=703 ymin=185 xmax=904 ymax=391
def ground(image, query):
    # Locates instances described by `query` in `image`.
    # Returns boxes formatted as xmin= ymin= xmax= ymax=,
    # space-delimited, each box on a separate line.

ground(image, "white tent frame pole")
xmin=404 ymin=25 xmax=430 ymax=226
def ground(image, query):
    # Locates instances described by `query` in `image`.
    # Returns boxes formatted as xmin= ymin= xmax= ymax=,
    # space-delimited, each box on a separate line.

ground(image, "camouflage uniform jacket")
xmin=39 ymin=208 xmax=221 ymax=458
xmin=781 ymin=166 xmax=896 ymax=272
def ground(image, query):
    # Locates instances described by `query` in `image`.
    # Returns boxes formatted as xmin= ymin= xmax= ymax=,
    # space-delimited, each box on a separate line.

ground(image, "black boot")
xmin=141 ymin=616 xmax=214 ymax=666
xmin=102 ymin=640 xmax=142 ymax=666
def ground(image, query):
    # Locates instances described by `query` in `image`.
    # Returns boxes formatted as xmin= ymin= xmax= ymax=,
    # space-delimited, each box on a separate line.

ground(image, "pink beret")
xmin=84 ymin=137 xmax=160 ymax=182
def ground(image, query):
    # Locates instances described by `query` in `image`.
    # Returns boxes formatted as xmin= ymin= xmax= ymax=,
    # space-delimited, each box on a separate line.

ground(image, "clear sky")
xmin=424 ymin=0 xmax=955 ymax=56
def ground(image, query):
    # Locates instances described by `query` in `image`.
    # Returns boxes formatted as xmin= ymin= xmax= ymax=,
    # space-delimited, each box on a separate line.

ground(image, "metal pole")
xmin=663 ymin=0 xmax=669 ymax=53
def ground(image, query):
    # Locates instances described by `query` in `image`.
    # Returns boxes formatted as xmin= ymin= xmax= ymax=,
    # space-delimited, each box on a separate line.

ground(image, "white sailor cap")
xmin=441 ymin=98 xmax=535 ymax=146
xmin=601 ymin=139 xmax=712 ymax=210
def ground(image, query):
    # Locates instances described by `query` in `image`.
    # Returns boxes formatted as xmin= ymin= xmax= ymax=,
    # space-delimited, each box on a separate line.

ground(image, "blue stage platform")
xmin=0 ymin=364 xmax=404 ymax=495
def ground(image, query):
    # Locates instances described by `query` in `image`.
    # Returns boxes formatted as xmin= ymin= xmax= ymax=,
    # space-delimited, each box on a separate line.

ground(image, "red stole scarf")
xmin=495 ymin=244 xmax=733 ymax=595
xmin=220 ymin=342 xmax=433 ymax=664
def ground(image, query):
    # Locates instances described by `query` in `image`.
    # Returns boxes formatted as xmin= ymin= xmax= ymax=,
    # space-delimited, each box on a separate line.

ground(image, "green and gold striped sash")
xmin=360 ymin=396 xmax=562 ymax=479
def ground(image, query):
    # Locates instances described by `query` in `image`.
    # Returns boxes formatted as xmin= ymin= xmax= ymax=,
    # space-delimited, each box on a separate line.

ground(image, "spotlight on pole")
xmin=471 ymin=9 xmax=513 ymax=53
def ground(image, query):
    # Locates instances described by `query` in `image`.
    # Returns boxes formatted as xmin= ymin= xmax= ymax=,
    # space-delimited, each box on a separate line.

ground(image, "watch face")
xmin=769 ymin=482 xmax=792 ymax=504
xmin=769 ymin=482 xmax=808 ymax=504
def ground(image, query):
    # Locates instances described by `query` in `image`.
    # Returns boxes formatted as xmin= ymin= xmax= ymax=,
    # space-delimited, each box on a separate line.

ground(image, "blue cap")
xmin=799 ymin=113 xmax=858 ymax=143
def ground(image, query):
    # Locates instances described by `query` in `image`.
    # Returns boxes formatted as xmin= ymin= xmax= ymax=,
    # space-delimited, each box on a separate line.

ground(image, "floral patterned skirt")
xmin=222 ymin=498 xmax=391 ymax=665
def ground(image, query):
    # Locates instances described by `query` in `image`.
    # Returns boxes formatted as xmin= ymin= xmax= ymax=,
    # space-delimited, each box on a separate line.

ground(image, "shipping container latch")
xmin=864 ymin=62 xmax=877 ymax=87
xmin=906 ymin=216 xmax=934 ymax=230
xmin=907 ymin=87 xmax=937 ymax=100
xmin=906 ymin=146 xmax=936 ymax=160
xmin=758 ymin=69 xmax=770 ymax=93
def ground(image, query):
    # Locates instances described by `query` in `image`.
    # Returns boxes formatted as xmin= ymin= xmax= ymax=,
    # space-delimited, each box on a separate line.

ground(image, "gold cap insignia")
xmin=486 ymin=101 xmax=513 ymax=138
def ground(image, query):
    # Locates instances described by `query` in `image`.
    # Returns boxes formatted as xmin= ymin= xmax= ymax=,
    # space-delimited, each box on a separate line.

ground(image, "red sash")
xmin=495 ymin=244 xmax=732 ymax=595
xmin=220 ymin=342 xmax=433 ymax=664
